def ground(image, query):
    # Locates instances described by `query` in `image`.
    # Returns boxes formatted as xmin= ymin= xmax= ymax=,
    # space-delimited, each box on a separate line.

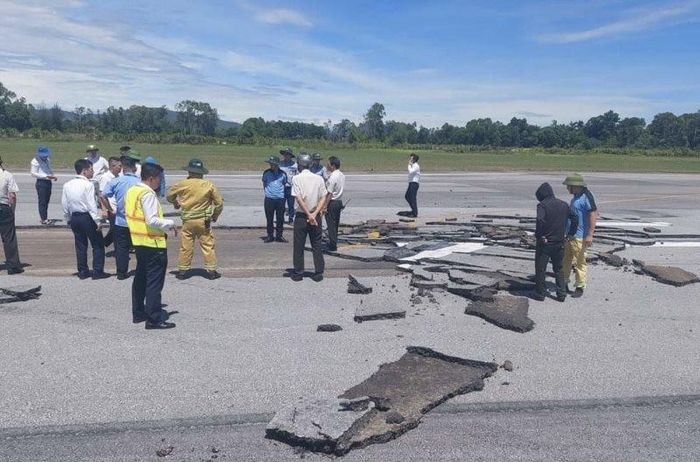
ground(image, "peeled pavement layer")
xmin=638 ymin=264 xmax=700 ymax=287
xmin=266 ymin=347 xmax=497 ymax=456
xmin=0 ymin=285 xmax=42 ymax=303
xmin=465 ymin=295 xmax=534 ymax=333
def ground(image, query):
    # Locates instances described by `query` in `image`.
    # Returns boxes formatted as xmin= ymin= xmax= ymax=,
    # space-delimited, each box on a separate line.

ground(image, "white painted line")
xmin=599 ymin=221 xmax=671 ymax=227
xmin=401 ymin=242 xmax=486 ymax=262
xmin=651 ymin=241 xmax=700 ymax=247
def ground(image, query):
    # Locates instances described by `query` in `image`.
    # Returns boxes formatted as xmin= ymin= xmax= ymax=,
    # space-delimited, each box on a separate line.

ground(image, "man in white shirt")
xmin=324 ymin=156 xmax=345 ymax=252
xmin=291 ymin=153 xmax=328 ymax=282
xmin=85 ymin=145 xmax=109 ymax=186
xmin=126 ymin=163 xmax=176 ymax=329
xmin=404 ymin=153 xmax=421 ymax=218
xmin=0 ymin=157 xmax=23 ymax=274
xmin=30 ymin=146 xmax=57 ymax=224
xmin=99 ymin=157 xmax=122 ymax=248
xmin=279 ymin=148 xmax=298 ymax=224
xmin=62 ymin=159 xmax=108 ymax=280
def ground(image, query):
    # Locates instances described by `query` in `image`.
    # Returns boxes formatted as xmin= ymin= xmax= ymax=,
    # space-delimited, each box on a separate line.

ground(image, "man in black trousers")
xmin=324 ymin=156 xmax=345 ymax=251
xmin=291 ymin=153 xmax=328 ymax=282
xmin=61 ymin=159 xmax=109 ymax=280
xmin=404 ymin=153 xmax=420 ymax=217
xmin=533 ymin=182 xmax=578 ymax=302
xmin=125 ymin=163 xmax=176 ymax=329
xmin=0 ymin=157 xmax=23 ymax=274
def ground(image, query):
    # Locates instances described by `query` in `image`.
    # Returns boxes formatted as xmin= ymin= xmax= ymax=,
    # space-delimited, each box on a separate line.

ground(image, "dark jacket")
xmin=535 ymin=182 xmax=577 ymax=244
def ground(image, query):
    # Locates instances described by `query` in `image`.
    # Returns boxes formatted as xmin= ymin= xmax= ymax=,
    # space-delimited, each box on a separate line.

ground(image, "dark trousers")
xmin=284 ymin=186 xmax=295 ymax=219
xmin=113 ymin=225 xmax=132 ymax=275
xmin=103 ymin=214 xmax=115 ymax=247
xmin=70 ymin=212 xmax=104 ymax=274
xmin=0 ymin=204 xmax=20 ymax=269
xmin=293 ymin=213 xmax=324 ymax=274
xmin=132 ymin=246 xmax=168 ymax=323
xmin=264 ymin=197 xmax=285 ymax=238
xmin=535 ymin=242 xmax=566 ymax=297
xmin=405 ymin=182 xmax=419 ymax=217
xmin=325 ymin=200 xmax=343 ymax=250
xmin=35 ymin=179 xmax=52 ymax=222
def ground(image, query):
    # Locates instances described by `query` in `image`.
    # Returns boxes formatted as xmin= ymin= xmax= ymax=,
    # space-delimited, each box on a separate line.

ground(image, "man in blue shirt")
xmin=262 ymin=156 xmax=288 ymax=243
xmin=101 ymin=155 xmax=141 ymax=280
xmin=309 ymin=153 xmax=326 ymax=178
xmin=562 ymin=173 xmax=599 ymax=298
xmin=278 ymin=148 xmax=297 ymax=224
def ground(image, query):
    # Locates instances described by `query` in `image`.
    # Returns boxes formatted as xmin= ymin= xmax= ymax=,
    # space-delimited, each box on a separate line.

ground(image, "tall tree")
xmin=362 ymin=102 xmax=386 ymax=140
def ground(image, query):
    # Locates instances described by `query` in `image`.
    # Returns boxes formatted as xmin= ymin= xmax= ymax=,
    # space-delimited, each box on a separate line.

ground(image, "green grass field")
xmin=1 ymin=138 xmax=699 ymax=173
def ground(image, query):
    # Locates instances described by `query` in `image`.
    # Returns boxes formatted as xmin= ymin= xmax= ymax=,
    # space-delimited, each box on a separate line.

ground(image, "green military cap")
xmin=86 ymin=144 xmax=99 ymax=153
xmin=119 ymin=145 xmax=131 ymax=152
xmin=266 ymin=155 xmax=280 ymax=165
xmin=563 ymin=173 xmax=587 ymax=187
xmin=311 ymin=153 xmax=322 ymax=161
xmin=279 ymin=147 xmax=294 ymax=157
xmin=125 ymin=149 xmax=141 ymax=161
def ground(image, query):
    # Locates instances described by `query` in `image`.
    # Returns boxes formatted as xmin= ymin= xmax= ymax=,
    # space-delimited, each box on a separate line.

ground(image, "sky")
xmin=0 ymin=0 xmax=699 ymax=127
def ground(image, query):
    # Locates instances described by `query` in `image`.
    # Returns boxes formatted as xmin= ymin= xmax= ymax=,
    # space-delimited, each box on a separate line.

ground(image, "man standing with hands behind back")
xmin=291 ymin=153 xmax=328 ymax=282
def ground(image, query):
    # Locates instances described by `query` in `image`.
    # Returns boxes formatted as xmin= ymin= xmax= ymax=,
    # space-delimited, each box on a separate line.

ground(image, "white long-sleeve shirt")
xmin=138 ymin=183 xmax=174 ymax=231
xmin=62 ymin=175 xmax=101 ymax=223
xmin=30 ymin=157 xmax=53 ymax=179
xmin=408 ymin=162 xmax=421 ymax=183
xmin=99 ymin=171 xmax=117 ymax=210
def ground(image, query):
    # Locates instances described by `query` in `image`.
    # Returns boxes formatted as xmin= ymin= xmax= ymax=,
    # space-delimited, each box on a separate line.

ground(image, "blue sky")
xmin=0 ymin=0 xmax=698 ymax=126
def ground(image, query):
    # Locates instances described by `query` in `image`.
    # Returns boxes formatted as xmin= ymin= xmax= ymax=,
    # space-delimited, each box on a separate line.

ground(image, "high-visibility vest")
xmin=125 ymin=184 xmax=167 ymax=248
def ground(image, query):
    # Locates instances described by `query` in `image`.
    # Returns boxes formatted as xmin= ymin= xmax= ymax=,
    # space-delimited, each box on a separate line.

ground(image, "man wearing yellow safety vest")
xmin=166 ymin=159 xmax=224 ymax=280
xmin=125 ymin=163 xmax=177 ymax=330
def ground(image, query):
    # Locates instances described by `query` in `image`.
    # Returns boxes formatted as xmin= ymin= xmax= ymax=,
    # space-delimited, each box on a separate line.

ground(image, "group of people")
xmin=0 ymin=144 xmax=596 ymax=327
xmin=263 ymin=148 xmax=346 ymax=280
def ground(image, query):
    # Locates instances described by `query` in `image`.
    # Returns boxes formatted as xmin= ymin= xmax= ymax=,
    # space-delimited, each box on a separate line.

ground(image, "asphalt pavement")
xmin=1 ymin=171 xmax=699 ymax=460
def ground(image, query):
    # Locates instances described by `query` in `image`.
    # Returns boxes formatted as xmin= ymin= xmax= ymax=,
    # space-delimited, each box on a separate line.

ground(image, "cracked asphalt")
xmin=1 ymin=172 xmax=699 ymax=460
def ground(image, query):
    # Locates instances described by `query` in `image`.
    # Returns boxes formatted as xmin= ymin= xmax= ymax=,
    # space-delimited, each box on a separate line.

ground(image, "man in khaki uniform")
xmin=166 ymin=159 xmax=224 ymax=280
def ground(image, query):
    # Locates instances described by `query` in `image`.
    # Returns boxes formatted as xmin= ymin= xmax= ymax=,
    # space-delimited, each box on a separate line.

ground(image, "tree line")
xmin=1 ymin=82 xmax=698 ymax=149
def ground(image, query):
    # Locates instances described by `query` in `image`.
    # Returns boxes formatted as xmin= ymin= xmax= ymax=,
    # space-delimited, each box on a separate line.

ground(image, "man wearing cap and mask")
xmin=278 ymin=148 xmax=297 ymax=224
xmin=562 ymin=173 xmax=598 ymax=298
xmin=166 ymin=159 xmax=224 ymax=280
xmin=291 ymin=153 xmax=328 ymax=282
xmin=120 ymin=146 xmax=141 ymax=178
xmin=262 ymin=155 xmax=288 ymax=243
xmin=30 ymin=145 xmax=57 ymax=225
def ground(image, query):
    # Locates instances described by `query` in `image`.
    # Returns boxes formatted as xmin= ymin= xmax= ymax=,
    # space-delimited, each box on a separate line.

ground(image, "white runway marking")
xmin=401 ymin=242 xmax=486 ymax=262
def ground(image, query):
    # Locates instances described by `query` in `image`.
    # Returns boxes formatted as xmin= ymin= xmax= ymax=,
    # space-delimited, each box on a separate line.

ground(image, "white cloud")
xmin=254 ymin=8 xmax=312 ymax=27
xmin=537 ymin=1 xmax=700 ymax=43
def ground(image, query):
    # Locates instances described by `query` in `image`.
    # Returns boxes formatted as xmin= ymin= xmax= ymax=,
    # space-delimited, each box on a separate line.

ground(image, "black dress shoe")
xmin=78 ymin=272 xmax=91 ymax=280
xmin=117 ymin=272 xmax=129 ymax=280
xmin=92 ymin=271 xmax=111 ymax=280
xmin=175 ymin=271 xmax=188 ymax=280
xmin=206 ymin=270 xmax=222 ymax=280
xmin=275 ymin=236 xmax=288 ymax=243
xmin=263 ymin=236 xmax=274 ymax=243
xmin=132 ymin=316 xmax=147 ymax=324
xmin=532 ymin=292 xmax=546 ymax=302
xmin=145 ymin=321 xmax=176 ymax=329
xmin=7 ymin=267 xmax=24 ymax=275
xmin=290 ymin=273 xmax=303 ymax=282
xmin=556 ymin=294 xmax=567 ymax=302
xmin=311 ymin=272 xmax=324 ymax=282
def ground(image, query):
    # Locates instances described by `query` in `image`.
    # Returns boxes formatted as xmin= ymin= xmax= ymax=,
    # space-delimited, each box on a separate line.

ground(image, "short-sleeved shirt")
xmin=262 ymin=169 xmax=287 ymax=199
xmin=570 ymin=188 xmax=597 ymax=238
xmin=325 ymin=169 xmax=345 ymax=201
xmin=279 ymin=160 xmax=297 ymax=187
xmin=292 ymin=170 xmax=328 ymax=212
xmin=102 ymin=173 xmax=141 ymax=227
xmin=0 ymin=169 xmax=19 ymax=206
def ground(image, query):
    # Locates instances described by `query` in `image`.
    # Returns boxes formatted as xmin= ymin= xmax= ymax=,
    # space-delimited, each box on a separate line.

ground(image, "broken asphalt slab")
xmin=465 ymin=295 xmax=535 ymax=333
xmin=638 ymin=264 xmax=699 ymax=287
xmin=265 ymin=397 xmax=376 ymax=455
xmin=266 ymin=347 xmax=497 ymax=456
xmin=347 ymin=274 xmax=373 ymax=295
xmin=0 ymin=284 xmax=41 ymax=302
xmin=354 ymin=300 xmax=406 ymax=322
